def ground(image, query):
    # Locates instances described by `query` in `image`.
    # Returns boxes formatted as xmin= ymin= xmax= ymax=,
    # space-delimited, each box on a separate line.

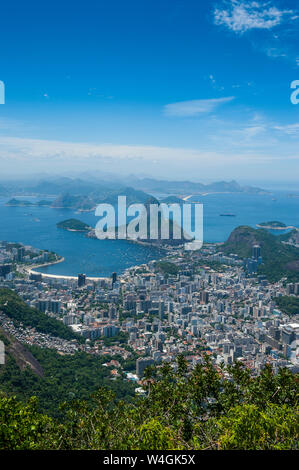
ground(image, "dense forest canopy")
xmin=0 ymin=355 xmax=298 ymax=450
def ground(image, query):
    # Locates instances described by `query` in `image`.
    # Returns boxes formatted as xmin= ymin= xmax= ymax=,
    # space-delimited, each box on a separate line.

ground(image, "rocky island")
xmin=5 ymin=198 xmax=51 ymax=207
xmin=256 ymin=221 xmax=295 ymax=230
xmin=56 ymin=219 xmax=92 ymax=232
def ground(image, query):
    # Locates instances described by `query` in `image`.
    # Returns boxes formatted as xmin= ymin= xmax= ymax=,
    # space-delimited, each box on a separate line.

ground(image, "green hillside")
xmin=0 ymin=289 xmax=82 ymax=342
xmin=0 ymin=356 xmax=298 ymax=450
xmin=0 ymin=291 xmax=135 ymax=418
xmin=220 ymin=226 xmax=299 ymax=282
xmin=0 ymin=343 xmax=135 ymax=418
xmin=278 ymin=229 xmax=299 ymax=245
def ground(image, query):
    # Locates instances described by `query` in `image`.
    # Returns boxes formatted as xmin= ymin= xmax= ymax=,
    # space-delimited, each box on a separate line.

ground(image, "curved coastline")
xmin=25 ymin=257 xmax=109 ymax=282
xmin=256 ymin=224 xmax=297 ymax=230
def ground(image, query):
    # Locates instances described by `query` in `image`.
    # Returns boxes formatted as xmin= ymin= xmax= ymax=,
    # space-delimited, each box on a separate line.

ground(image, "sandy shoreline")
xmin=24 ymin=257 xmax=109 ymax=282
xmin=256 ymin=224 xmax=297 ymax=230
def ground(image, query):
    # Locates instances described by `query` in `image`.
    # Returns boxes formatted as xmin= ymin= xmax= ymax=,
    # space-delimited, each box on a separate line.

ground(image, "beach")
xmin=24 ymin=257 xmax=109 ymax=282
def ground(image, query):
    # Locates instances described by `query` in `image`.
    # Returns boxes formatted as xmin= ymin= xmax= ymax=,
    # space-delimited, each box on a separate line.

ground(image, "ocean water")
xmin=0 ymin=190 xmax=298 ymax=277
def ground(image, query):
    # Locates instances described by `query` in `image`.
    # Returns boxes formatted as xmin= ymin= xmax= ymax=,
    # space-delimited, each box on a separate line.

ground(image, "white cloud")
xmin=0 ymin=136 xmax=224 ymax=163
xmin=0 ymin=126 xmax=298 ymax=181
xmin=0 ymin=134 xmax=260 ymax=179
xmin=242 ymin=125 xmax=266 ymax=137
xmin=274 ymin=123 xmax=299 ymax=135
xmin=264 ymin=46 xmax=287 ymax=58
xmin=214 ymin=1 xmax=296 ymax=34
xmin=163 ymin=97 xmax=234 ymax=117
xmin=0 ymin=134 xmax=275 ymax=174
xmin=208 ymin=74 xmax=225 ymax=91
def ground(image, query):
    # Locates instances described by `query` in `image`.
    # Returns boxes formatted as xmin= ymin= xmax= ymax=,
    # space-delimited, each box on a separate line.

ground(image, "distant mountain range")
xmin=5 ymin=198 xmax=51 ymax=207
xmin=0 ymin=176 xmax=268 ymax=199
xmin=124 ymin=177 xmax=269 ymax=195
xmin=50 ymin=187 xmax=158 ymax=211
xmin=1 ymin=176 xmax=270 ymax=213
xmin=51 ymin=194 xmax=95 ymax=211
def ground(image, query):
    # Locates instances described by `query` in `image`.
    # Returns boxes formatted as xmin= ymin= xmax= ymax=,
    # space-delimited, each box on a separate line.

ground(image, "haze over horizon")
xmin=1 ymin=0 xmax=299 ymax=183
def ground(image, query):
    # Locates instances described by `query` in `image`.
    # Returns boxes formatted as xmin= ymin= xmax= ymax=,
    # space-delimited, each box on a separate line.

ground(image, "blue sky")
xmin=0 ymin=0 xmax=299 ymax=184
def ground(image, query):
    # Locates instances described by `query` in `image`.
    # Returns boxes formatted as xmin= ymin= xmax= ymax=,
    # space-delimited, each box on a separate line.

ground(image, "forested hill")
xmin=0 ymin=292 xmax=135 ymax=418
xmin=0 ymin=289 xmax=82 ymax=342
xmin=0 ymin=327 xmax=44 ymax=377
xmin=279 ymin=229 xmax=299 ymax=245
xmin=0 ymin=356 xmax=298 ymax=450
xmin=220 ymin=226 xmax=299 ymax=282
xmin=0 ymin=342 xmax=136 ymax=419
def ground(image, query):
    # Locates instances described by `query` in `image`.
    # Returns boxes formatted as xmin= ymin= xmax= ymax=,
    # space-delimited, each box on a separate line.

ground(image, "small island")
xmin=257 ymin=221 xmax=295 ymax=230
xmin=57 ymin=218 xmax=92 ymax=232
xmin=5 ymin=198 xmax=51 ymax=207
xmin=6 ymin=198 xmax=33 ymax=207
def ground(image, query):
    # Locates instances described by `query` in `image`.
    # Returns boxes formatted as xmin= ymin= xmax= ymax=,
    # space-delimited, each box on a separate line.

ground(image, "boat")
xmin=219 ymin=213 xmax=236 ymax=217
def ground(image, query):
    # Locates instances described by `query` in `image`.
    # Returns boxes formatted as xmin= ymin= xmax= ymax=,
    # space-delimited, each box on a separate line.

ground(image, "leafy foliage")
xmin=0 ymin=394 xmax=55 ymax=450
xmin=156 ymin=261 xmax=179 ymax=275
xmin=0 ymin=355 xmax=298 ymax=450
xmin=276 ymin=296 xmax=299 ymax=316
xmin=0 ymin=346 xmax=136 ymax=418
xmin=216 ymin=404 xmax=298 ymax=450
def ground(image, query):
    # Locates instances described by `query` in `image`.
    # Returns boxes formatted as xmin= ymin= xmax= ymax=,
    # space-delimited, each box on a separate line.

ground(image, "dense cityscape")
xmin=1 ymin=238 xmax=298 ymax=391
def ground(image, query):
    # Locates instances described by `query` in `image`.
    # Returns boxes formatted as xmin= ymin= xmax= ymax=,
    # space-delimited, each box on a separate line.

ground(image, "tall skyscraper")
xmin=17 ymin=247 xmax=25 ymax=262
xmin=78 ymin=273 xmax=86 ymax=288
xmin=0 ymin=264 xmax=12 ymax=277
xmin=200 ymin=291 xmax=209 ymax=304
xmin=252 ymin=245 xmax=261 ymax=260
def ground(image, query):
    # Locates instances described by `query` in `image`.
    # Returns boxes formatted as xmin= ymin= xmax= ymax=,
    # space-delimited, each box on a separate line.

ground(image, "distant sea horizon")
xmin=1 ymin=189 xmax=299 ymax=278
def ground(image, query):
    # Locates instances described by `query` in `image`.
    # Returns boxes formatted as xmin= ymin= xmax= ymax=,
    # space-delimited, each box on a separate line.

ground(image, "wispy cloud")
xmin=0 ymin=134 xmax=277 ymax=173
xmin=274 ymin=123 xmax=299 ymax=135
xmin=208 ymin=74 xmax=225 ymax=91
xmin=87 ymin=88 xmax=114 ymax=99
xmin=0 ymin=120 xmax=298 ymax=180
xmin=0 ymin=135 xmax=256 ymax=179
xmin=163 ymin=97 xmax=234 ymax=117
xmin=241 ymin=125 xmax=266 ymax=138
xmin=214 ymin=1 xmax=296 ymax=34
xmin=264 ymin=46 xmax=287 ymax=58
xmin=0 ymin=136 xmax=222 ymax=163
